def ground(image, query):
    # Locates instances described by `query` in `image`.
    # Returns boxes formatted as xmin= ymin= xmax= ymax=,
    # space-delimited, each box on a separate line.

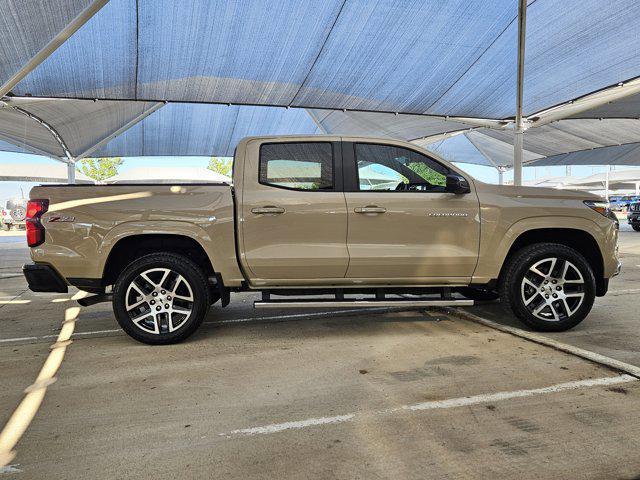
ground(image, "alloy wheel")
xmin=125 ymin=268 xmax=194 ymax=334
xmin=520 ymin=257 xmax=585 ymax=322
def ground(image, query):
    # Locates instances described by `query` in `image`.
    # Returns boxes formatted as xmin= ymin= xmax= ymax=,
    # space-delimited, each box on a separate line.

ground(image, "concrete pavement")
xmin=466 ymin=225 xmax=640 ymax=366
xmin=1 ymin=229 xmax=640 ymax=479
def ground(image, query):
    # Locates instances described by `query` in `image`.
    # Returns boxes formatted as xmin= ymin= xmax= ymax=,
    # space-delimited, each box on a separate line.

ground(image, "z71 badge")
xmin=46 ymin=214 xmax=76 ymax=223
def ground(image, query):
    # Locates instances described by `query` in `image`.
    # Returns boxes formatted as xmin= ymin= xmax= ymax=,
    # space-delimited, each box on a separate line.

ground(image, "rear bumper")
xmin=23 ymin=264 xmax=68 ymax=293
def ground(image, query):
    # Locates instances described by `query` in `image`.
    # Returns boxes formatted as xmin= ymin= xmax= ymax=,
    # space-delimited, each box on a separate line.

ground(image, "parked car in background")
xmin=628 ymin=200 xmax=640 ymax=231
xmin=1 ymin=198 xmax=27 ymax=231
xmin=610 ymin=195 xmax=640 ymax=212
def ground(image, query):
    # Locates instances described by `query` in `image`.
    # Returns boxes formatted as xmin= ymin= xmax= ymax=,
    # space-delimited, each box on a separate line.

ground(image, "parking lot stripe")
xmin=0 ymin=308 xmax=395 ymax=345
xmin=220 ymin=374 xmax=636 ymax=438
xmin=447 ymin=308 xmax=640 ymax=379
xmin=0 ymin=293 xmax=87 ymax=468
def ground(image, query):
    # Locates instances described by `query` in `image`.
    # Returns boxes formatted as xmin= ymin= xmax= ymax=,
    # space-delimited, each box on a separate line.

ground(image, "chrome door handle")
xmin=251 ymin=206 xmax=285 ymax=215
xmin=354 ymin=206 xmax=386 ymax=214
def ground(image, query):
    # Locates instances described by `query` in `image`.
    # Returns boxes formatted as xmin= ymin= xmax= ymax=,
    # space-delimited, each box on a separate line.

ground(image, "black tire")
xmin=457 ymin=287 xmax=500 ymax=302
xmin=112 ymin=252 xmax=211 ymax=344
xmin=499 ymin=243 xmax=596 ymax=332
xmin=632 ymin=224 xmax=640 ymax=232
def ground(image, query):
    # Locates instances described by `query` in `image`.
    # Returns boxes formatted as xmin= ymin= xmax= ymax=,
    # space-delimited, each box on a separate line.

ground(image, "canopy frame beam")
xmin=305 ymin=109 xmax=328 ymax=134
xmin=6 ymin=94 xmax=507 ymax=123
xmin=528 ymin=76 xmax=640 ymax=128
xmin=6 ymin=103 xmax=76 ymax=182
xmin=9 ymin=105 xmax=73 ymax=162
xmin=0 ymin=0 xmax=110 ymax=98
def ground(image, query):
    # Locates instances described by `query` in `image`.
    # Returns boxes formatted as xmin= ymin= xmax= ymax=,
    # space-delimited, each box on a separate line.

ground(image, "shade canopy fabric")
xmin=1 ymin=0 xmax=640 ymax=169
xmin=424 ymin=119 xmax=640 ymax=168
xmin=108 ymin=167 xmax=230 ymax=183
xmin=0 ymin=163 xmax=92 ymax=183
xmin=563 ymin=169 xmax=640 ymax=188
xmin=6 ymin=0 xmax=640 ymax=118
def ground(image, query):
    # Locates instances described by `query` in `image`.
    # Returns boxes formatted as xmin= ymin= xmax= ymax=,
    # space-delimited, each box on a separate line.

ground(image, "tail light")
xmin=26 ymin=199 xmax=49 ymax=247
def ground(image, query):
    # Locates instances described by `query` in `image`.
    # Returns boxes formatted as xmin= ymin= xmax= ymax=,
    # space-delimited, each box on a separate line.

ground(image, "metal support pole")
xmin=566 ymin=165 xmax=571 ymax=177
xmin=604 ymin=167 xmax=610 ymax=201
xmin=498 ymin=169 xmax=504 ymax=185
xmin=513 ymin=0 xmax=527 ymax=186
xmin=67 ymin=161 xmax=76 ymax=184
xmin=514 ymin=129 xmax=524 ymax=186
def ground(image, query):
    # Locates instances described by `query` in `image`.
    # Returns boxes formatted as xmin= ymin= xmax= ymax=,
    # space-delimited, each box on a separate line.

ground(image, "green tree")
xmin=207 ymin=157 xmax=232 ymax=177
xmin=78 ymin=157 xmax=123 ymax=182
xmin=407 ymin=162 xmax=446 ymax=186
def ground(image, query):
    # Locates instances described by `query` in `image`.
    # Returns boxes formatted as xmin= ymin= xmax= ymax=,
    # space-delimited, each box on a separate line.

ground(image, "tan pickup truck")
xmin=23 ymin=136 xmax=620 ymax=344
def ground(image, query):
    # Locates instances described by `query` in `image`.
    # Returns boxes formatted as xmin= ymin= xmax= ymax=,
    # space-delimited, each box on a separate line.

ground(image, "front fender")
xmin=472 ymin=215 xmax=606 ymax=283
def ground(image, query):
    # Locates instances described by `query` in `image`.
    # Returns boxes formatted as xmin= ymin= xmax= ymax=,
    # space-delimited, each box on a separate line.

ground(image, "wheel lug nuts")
xmin=167 ymin=295 xmax=171 ymax=300
xmin=156 ymin=306 xmax=161 ymax=311
xmin=161 ymin=290 xmax=166 ymax=294
xmin=552 ymin=293 xmax=558 ymax=298
xmin=152 ymin=292 xmax=158 ymax=297
xmin=556 ymin=286 xmax=561 ymax=291
xmin=551 ymin=280 xmax=557 ymax=284
xmin=165 ymin=304 xmax=170 ymax=309
xmin=150 ymin=300 xmax=155 ymax=305
xmin=545 ymin=294 xmax=549 ymax=298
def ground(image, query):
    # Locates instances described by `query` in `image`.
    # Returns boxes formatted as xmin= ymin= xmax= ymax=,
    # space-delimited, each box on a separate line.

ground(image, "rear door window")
xmin=259 ymin=142 xmax=334 ymax=191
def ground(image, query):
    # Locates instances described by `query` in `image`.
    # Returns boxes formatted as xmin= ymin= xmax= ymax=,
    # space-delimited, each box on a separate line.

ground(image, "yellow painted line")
xmin=0 ymin=291 xmax=87 ymax=467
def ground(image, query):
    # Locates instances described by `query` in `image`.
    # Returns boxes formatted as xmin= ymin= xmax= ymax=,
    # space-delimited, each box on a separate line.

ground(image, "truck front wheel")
xmin=112 ymin=252 xmax=211 ymax=344
xmin=499 ymin=243 xmax=596 ymax=332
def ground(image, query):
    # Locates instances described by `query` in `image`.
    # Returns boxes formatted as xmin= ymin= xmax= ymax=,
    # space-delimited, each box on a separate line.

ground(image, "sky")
xmin=1 ymin=151 xmax=638 ymax=202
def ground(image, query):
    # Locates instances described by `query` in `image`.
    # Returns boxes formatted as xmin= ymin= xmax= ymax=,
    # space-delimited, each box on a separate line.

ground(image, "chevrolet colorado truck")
xmin=23 ymin=136 xmax=620 ymax=344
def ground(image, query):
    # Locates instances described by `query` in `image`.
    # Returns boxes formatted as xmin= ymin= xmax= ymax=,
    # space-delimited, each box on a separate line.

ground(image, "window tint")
xmin=355 ymin=143 xmax=449 ymax=192
xmin=259 ymin=142 xmax=333 ymax=191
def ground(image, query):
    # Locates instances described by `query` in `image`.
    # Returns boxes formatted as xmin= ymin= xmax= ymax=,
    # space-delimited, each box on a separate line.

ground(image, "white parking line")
xmin=0 ymin=308 xmax=395 ymax=345
xmin=220 ymin=374 xmax=636 ymax=438
xmin=0 ymin=292 xmax=87 ymax=468
xmin=449 ymin=308 xmax=640 ymax=379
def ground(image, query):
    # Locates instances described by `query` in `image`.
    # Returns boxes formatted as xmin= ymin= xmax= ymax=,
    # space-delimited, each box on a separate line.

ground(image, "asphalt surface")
xmin=1 ymin=226 xmax=640 ymax=479
xmin=468 ymin=224 xmax=640 ymax=366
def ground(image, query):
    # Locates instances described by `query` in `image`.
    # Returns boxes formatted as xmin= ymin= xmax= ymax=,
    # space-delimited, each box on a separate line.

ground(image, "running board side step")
xmin=254 ymin=299 xmax=473 ymax=309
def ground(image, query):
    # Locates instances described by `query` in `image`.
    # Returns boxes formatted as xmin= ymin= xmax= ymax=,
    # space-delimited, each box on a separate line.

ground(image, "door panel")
xmin=240 ymin=141 xmax=349 ymax=281
xmin=344 ymin=141 xmax=480 ymax=280
xmin=345 ymin=192 xmax=480 ymax=278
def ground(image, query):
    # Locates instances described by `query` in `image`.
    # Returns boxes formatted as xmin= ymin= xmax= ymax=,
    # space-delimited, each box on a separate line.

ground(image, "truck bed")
xmin=29 ymin=183 xmax=243 ymax=286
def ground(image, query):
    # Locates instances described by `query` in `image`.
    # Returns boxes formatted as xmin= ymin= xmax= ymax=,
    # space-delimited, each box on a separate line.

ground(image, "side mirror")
xmin=445 ymin=174 xmax=470 ymax=194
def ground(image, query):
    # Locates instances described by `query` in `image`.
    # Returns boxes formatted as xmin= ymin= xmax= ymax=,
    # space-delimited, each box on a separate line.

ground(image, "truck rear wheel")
xmin=112 ymin=252 xmax=211 ymax=344
xmin=499 ymin=243 xmax=596 ymax=332
xmin=632 ymin=224 xmax=640 ymax=231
